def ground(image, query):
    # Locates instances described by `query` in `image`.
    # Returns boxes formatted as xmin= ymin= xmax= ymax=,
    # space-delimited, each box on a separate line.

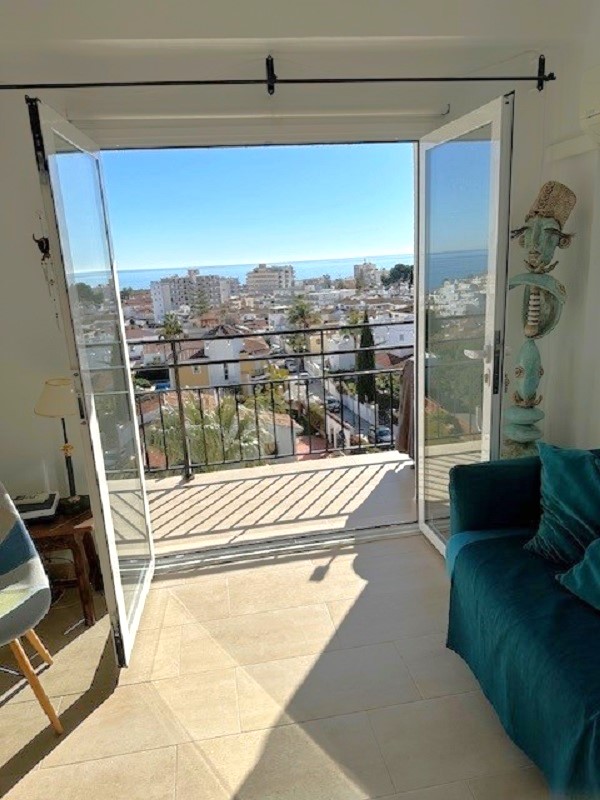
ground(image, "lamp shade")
xmin=34 ymin=378 xmax=78 ymax=418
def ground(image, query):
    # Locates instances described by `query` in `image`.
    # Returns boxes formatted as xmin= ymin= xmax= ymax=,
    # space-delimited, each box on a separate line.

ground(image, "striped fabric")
xmin=0 ymin=483 xmax=51 ymax=647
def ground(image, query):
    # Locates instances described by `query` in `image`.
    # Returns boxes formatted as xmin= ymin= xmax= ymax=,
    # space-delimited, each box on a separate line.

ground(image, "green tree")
xmin=342 ymin=308 xmax=364 ymax=343
xmin=191 ymin=288 xmax=210 ymax=318
xmin=381 ymin=263 xmax=414 ymax=288
xmin=322 ymin=273 xmax=332 ymax=288
xmin=75 ymin=282 xmax=103 ymax=306
xmin=162 ymin=312 xmax=183 ymax=338
xmin=120 ymin=286 xmax=134 ymax=302
xmin=148 ymin=395 xmax=274 ymax=470
xmin=287 ymin=296 xmax=321 ymax=329
xmin=333 ymin=278 xmax=345 ymax=290
xmin=356 ymin=311 xmax=376 ymax=403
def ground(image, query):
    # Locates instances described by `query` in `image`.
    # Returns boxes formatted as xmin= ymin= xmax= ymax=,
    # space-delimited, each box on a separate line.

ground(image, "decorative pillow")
xmin=524 ymin=442 xmax=600 ymax=567
xmin=557 ymin=538 xmax=600 ymax=611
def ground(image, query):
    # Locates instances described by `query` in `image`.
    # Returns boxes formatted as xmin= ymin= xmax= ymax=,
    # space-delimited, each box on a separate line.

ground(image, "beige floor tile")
xmin=137 ymin=589 xmax=169 ymax=631
xmin=0 ymin=697 xmax=63 ymax=767
xmin=375 ymin=783 xmax=474 ymax=800
xmin=369 ymin=692 xmax=530 ymax=793
xmin=469 ymin=766 xmax=550 ymax=799
xmin=119 ymin=626 xmax=181 ymax=685
xmin=178 ymin=623 xmax=238 ymax=675
xmin=395 ymin=633 xmax=479 ymax=698
xmin=200 ymin=604 xmax=336 ymax=666
xmin=228 ymin=541 xmax=446 ymax=617
xmin=4 ymin=746 xmax=176 ymax=800
xmin=152 ymin=670 xmax=239 ymax=740
xmin=195 ymin=711 xmax=395 ymax=799
xmin=0 ymin=617 xmax=114 ymax=704
xmin=328 ymin=584 xmax=449 ymax=649
xmin=237 ymin=642 xmax=420 ymax=731
xmin=42 ymin=683 xmax=190 ymax=767
xmin=176 ymin=741 xmax=236 ymax=800
xmin=164 ymin=577 xmax=230 ymax=625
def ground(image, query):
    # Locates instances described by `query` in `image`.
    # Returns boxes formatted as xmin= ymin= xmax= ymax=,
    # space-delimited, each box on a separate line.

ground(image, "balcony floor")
xmin=0 ymin=534 xmax=549 ymax=799
xmin=147 ymin=450 xmax=417 ymax=556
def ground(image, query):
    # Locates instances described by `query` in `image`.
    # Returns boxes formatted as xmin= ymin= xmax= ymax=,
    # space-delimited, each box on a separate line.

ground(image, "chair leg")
xmin=9 ymin=639 xmax=63 ymax=735
xmin=24 ymin=628 xmax=53 ymax=666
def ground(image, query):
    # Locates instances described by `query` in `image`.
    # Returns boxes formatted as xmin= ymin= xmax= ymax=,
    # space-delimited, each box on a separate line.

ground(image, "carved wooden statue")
xmin=504 ymin=181 xmax=576 ymax=456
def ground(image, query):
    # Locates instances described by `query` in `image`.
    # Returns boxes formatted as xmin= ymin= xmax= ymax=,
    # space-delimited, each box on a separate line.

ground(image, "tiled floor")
xmin=0 ymin=534 xmax=551 ymax=799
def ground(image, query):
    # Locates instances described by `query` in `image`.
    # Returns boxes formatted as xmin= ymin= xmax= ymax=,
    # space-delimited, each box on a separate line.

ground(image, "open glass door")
xmin=417 ymin=94 xmax=514 ymax=550
xmin=27 ymin=98 xmax=154 ymax=665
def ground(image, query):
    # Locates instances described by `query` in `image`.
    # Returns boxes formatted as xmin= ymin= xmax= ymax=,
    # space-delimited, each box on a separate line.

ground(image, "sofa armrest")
xmin=449 ymin=457 xmax=542 ymax=536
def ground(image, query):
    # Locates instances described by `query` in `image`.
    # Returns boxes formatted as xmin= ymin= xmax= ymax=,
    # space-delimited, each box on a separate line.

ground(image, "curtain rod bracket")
xmin=537 ymin=54 xmax=554 ymax=92
xmin=266 ymin=55 xmax=277 ymax=96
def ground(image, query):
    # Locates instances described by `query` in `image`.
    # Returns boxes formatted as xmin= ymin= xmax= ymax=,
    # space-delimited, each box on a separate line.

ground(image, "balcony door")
xmin=27 ymin=98 xmax=154 ymax=666
xmin=417 ymin=95 xmax=514 ymax=549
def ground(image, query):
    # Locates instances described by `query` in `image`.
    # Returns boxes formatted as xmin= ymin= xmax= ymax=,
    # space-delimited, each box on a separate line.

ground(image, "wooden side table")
xmin=28 ymin=510 xmax=102 ymax=627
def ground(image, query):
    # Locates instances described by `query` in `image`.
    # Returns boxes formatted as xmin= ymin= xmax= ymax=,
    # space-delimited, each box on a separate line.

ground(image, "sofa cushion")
xmin=558 ymin=537 xmax=600 ymax=611
xmin=445 ymin=527 xmax=535 ymax=578
xmin=448 ymin=532 xmax=600 ymax=796
xmin=524 ymin=442 xmax=600 ymax=567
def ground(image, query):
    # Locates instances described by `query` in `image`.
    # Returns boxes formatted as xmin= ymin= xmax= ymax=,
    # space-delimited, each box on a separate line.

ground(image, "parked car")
xmin=325 ymin=397 xmax=341 ymax=412
xmin=368 ymin=425 xmax=392 ymax=444
xmin=154 ymin=379 xmax=171 ymax=391
xmin=285 ymin=360 xmax=298 ymax=373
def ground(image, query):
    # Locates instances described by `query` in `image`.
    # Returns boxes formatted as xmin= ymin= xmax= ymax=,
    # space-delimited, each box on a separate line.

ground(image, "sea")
xmin=90 ymin=249 xmax=488 ymax=293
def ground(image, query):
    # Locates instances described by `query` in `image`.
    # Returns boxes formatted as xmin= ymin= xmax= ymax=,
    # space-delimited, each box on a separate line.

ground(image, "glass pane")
xmin=48 ymin=133 xmax=151 ymax=622
xmin=422 ymin=124 xmax=492 ymax=539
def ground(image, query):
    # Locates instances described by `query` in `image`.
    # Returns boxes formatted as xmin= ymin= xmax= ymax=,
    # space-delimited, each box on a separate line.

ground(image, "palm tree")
xmin=287 ymin=296 xmax=321 ymax=329
xmin=162 ymin=312 xmax=183 ymax=338
xmin=148 ymin=395 xmax=274 ymax=470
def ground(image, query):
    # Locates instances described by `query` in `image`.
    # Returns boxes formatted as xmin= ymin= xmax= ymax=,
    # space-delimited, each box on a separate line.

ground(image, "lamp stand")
xmin=60 ymin=417 xmax=77 ymax=497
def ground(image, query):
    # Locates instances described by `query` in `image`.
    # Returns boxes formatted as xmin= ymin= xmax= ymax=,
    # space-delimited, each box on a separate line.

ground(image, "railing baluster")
xmin=320 ymin=329 xmax=329 ymax=453
xmin=287 ymin=378 xmax=295 ymax=457
xmin=216 ymin=385 xmax=226 ymax=464
xmin=136 ymin=394 xmax=151 ymax=472
xmin=305 ymin=376 xmax=312 ymax=455
xmin=252 ymin=383 xmax=262 ymax=463
xmin=170 ymin=340 xmax=192 ymax=480
xmin=234 ymin=389 xmax=244 ymax=461
xmin=269 ymin=379 xmax=277 ymax=459
xmin=389 ymin=371 xmax=394 ymax=449
xmin=157 ymin=390 xmax=169 ymax=471
xmin=198 ymin=389 xmax=208 ymax=466
xmin=196 ymin=388 xmax=209 ymax=468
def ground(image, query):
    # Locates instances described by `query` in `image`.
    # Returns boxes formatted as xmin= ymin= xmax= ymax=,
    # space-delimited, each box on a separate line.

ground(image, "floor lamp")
xmin=35 ymin=378 xmax=82 ymax=512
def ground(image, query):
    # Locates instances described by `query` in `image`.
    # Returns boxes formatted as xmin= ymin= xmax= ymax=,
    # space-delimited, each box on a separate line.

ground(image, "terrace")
xmin=127 ymin=319 xmax=422 ymax=556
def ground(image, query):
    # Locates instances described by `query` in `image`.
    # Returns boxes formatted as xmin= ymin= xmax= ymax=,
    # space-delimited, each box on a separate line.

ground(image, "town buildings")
xmin=354 ymin=260 xmax=381 ymax=289
xmin=245 ymin=263 xmax=295 ymax=295
xmin=150 ymin=269 xmax=231 ymax=321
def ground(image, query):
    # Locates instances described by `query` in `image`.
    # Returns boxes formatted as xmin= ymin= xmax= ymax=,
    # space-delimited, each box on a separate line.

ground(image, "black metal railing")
xmin=124 ymin=317 xmax=486 ymax=478
xmin=130 ymin=320 xmax=414 ymax=478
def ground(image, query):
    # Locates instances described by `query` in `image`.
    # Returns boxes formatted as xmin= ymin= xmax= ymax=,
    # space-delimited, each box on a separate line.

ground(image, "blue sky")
xmin=54 ymin=140 xmax=491 ymax=276
xmin=100 ymin=144 xmax=416 ymax=270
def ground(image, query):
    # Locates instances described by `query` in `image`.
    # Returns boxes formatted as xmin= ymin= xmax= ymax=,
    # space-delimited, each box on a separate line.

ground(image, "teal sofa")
xmin=447 ymin=454 xmax=600 ymax=798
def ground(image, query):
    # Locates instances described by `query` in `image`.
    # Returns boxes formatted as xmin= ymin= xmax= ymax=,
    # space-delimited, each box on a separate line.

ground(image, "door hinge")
xmin=492 ymin=330 xmax=502 ymax=395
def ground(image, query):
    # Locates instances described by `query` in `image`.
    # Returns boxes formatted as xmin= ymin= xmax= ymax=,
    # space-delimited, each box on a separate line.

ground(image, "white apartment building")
xmin=246 ymin=264 xmax=295 ymax=295
xmin=354 ymin=260 xmax=381 ymax=288
xmin=150 ymin=270 xmax=229 ymax=321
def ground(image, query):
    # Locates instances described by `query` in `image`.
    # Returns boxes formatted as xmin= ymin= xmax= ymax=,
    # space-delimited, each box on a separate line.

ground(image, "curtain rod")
xmin=2 ymin=54 xmax=555 ymax=93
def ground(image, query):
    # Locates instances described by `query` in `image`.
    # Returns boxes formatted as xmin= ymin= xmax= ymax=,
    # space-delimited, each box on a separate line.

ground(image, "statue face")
xmin=515 ymin=216 xmax=572 ymax=271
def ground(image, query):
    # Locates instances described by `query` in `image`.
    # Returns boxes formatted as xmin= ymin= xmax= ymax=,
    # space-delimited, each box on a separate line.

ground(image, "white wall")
xmin=527 ymin=10 xmax=600 ymax=448
xmin=0 ymin=93 xmax=86 ymax=496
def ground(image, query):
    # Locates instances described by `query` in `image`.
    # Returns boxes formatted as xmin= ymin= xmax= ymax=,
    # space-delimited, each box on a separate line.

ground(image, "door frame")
xmin=416 ymin=94 xmax=514 ymax=553
xmin=27 ymin=97 xmax=155 ymax=664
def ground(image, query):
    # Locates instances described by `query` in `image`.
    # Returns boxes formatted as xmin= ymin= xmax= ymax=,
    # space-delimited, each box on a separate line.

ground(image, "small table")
xmin=28 ymin=510 xmax=102 ymax=627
